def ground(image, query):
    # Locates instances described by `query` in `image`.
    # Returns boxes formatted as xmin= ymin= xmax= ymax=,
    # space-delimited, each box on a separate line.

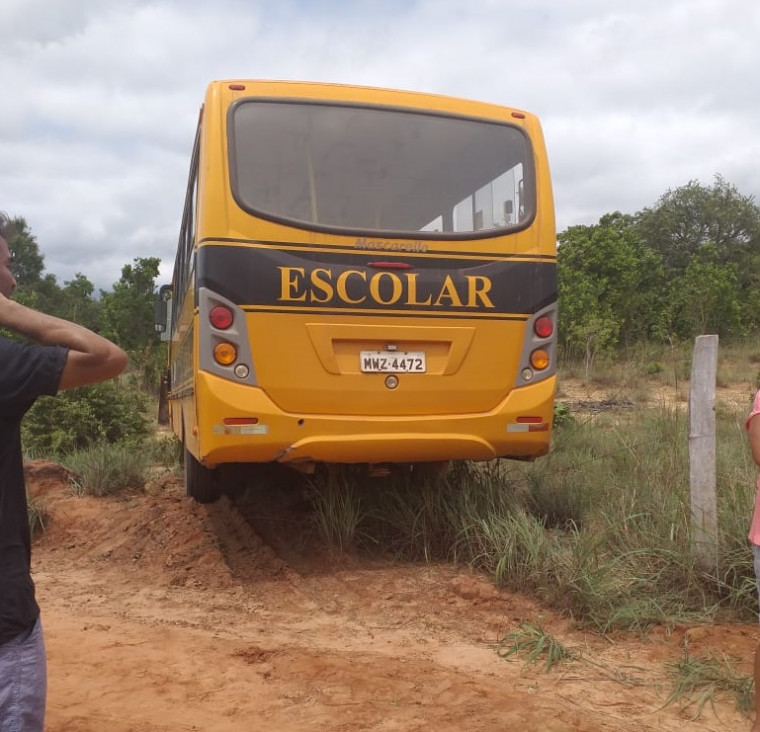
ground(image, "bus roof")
xmin=205 ymin=79 xmax=537 ymax=124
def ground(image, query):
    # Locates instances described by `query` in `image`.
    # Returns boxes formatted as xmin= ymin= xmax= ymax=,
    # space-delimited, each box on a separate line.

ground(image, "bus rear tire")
xmin=184 ymin=445 xmax=221 ymax=504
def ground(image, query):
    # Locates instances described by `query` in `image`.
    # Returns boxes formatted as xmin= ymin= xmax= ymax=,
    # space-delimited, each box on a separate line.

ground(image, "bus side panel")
xmin=168 ymin=286 xmax=201 ymax=461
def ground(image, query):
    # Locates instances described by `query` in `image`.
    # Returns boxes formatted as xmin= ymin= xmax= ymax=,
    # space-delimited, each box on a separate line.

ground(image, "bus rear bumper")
xmin=195 ymin=372 xmax=556 ymax=466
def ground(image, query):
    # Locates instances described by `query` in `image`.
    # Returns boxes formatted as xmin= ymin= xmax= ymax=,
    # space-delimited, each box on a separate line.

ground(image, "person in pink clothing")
xmin=745 ymin=390 xmax=760 ymax=731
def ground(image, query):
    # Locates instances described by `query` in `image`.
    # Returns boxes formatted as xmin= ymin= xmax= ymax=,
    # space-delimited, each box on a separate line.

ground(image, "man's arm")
xmin=0 ymin=294 xmax=128 ymax=390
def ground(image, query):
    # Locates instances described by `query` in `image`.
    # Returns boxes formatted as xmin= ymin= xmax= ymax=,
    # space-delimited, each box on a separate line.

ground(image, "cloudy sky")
xmin=2 ymin=0 xmax=758 ymax=291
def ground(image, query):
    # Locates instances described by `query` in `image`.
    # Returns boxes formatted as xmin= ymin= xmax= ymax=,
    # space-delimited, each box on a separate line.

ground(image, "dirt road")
xmin=26 ymin=461 xmax=754 ymax=731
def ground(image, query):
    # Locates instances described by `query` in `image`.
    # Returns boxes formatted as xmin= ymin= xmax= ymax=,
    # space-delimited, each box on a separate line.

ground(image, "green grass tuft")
xmin=27 ymin=495 xmax=47 ymax=536
xmin=666 ymin=652 xmax=754 ymax=718
xmin=63 ymin=442 xmax=152 ymax=497
xmin=495 ymin=621 xmax=573 ymax=670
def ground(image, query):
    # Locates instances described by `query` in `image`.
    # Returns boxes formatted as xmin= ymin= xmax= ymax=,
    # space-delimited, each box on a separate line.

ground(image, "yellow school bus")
xmin=155 ymin=80 xmax=557 ymax=502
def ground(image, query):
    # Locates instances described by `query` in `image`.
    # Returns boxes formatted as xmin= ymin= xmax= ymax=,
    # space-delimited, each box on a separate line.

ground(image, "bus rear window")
xmin=228 ymin=100 xmax=534 ymax=236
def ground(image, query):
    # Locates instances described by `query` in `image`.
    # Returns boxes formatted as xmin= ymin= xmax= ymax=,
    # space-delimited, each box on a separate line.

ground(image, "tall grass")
xmin=310 ymin=466 xmax=367 ymax=552
xmin=309 ymin=399 xmax=759 ymax=633
xmin=27 ymin=495 xmax=47 ymax=536
xmin=63 ymin=441 xmax=153 ymax=497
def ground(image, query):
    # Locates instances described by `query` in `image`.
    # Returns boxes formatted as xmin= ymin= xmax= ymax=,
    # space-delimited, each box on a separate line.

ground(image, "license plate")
xmin=360 ymin=351 xmax=426 ymax=373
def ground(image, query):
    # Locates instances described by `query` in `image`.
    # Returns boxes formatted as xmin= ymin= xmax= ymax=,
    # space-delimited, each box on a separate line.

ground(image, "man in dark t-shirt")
xmin=0 ymin=341 xmax=67 ymax=642
xmin=0 ymin=213 xmax=127 ymax=731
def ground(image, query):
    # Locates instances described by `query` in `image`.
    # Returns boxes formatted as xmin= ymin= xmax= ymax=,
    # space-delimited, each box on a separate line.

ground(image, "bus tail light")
xmin=534 ymin=315 xmax=553 ymax=338
xmin=214 ymin=342 xmax=237 ymax=365
xmin=514 ymin=306 xmax=556 ymax=388
xmin=210 ymin=305 xmax=234 ymax=330
xmin=199 ymin=288 xmax=258 ymax=386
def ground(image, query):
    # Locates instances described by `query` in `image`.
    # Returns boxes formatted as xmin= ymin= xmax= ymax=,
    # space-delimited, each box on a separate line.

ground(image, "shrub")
xmin=64 ymin=441 xmax=152 ymax=497
xmin=22 ymin=381 xmax=150 ymax=455
xmin=552 ymin=402 xmax=573 ymax=427
xmin=146 ymin=433 xmax=182 ymax=472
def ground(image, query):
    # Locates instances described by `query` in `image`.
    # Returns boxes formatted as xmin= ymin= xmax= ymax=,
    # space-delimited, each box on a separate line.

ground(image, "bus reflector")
xmin=223 ymin=417 xmax=259 ymax=425
xmin=530 ymin=348 xmax=550 ymax=370
xmin=214 ymin=342 xmax=237 ymax=365
xmin=534 ymin=316 xmax=553 ymax=338
xmin=507 ymin=421 xmax=548 ymax=432
xmin=210 ymin=305 xmax=233 ymax=329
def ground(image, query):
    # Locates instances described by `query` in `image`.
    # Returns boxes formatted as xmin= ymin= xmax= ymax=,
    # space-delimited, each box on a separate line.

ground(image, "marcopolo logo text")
xmin=354 ymin=237 xmax=428 ymax=253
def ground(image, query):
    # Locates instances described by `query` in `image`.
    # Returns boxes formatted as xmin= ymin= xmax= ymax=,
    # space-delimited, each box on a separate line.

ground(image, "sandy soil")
xmin=557 ymin=375 xmax=755 ymax=414
xmin=25 ymin=458 xmax=756 ymax=732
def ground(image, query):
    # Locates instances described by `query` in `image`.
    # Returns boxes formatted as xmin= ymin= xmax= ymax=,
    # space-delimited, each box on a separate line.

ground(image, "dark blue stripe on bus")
xmin=196 ymin=244 xmax=556 ymax=316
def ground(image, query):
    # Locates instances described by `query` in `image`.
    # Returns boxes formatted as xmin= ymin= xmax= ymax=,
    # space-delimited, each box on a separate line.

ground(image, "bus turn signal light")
xmin=530 ymin=348 xmax=550 ymax=370
xmin=214 ymin=342 xmax=237 ymax=365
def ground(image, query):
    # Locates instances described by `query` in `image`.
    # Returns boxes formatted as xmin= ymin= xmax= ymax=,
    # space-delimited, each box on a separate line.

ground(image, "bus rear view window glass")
xmin=228 ymin=101 xmax=534 ymax=236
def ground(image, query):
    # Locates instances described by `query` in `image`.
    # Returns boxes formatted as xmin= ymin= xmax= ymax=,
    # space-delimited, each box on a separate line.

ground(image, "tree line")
xmin=558 ymin=175 xmax=760 ymax=366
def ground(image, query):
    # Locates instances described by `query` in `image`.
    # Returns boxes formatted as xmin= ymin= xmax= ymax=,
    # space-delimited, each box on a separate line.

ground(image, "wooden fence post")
xmin=688 ymin=334 xmax=719 ymax=574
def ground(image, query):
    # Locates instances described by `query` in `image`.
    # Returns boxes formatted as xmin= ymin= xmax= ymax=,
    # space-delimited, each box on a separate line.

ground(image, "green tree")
xmin=557 ymin=213 xmax=665 ymax=353
xmin=61 ymin=273 xmax=102 ymax=332
xmin=635 ymin=177 xmax=760 ymax=335
xmin=664 ymin=244 xmax=742 ymax=339
xmin=100 ymin=257 xmax=161 ymax=351
xmin=100 ymin=257 xmax=163 ymax=392
xmin=3 ymin=214 xmax=45 ymax=287
xmin=33 ymin=273 xmax=67 ymax=319
xmin=566 ymin=313 xmax=620 ymax=381
xmin=635 ymin=175 xmax=760 ymax=278
xmin=0 ymin=216 xmax=70 ymax=340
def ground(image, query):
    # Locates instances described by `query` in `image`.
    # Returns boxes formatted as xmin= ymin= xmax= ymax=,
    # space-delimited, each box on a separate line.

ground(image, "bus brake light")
xmin=210 ymin=305 xmax=234 ymax=329
xmin=534 ymin=316 xmax=553 ymax=338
